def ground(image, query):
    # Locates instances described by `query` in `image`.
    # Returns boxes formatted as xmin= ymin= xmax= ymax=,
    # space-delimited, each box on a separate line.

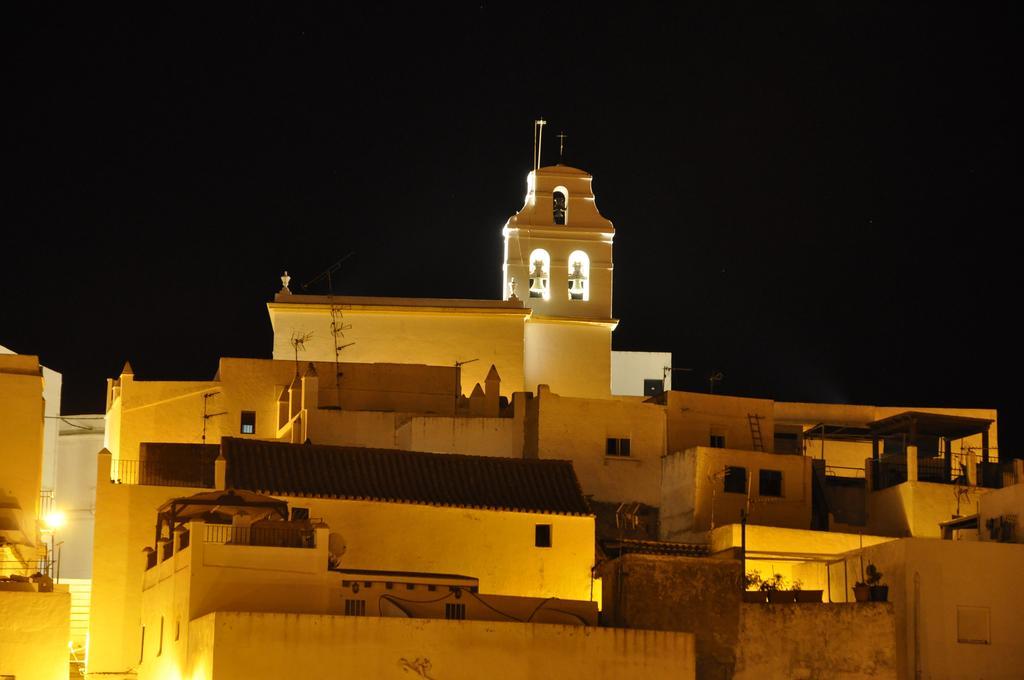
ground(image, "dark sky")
xmin=5 ymin=4 xmax=1021 ymax=454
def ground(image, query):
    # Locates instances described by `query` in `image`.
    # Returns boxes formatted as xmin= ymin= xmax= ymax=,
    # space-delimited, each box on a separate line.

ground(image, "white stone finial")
xmin=280 ymin=271 xmax=292 ymax=294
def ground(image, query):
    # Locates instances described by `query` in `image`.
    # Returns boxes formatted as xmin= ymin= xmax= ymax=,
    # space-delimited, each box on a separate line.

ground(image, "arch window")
xmin=528 ymin=249 xmax=551 ymax=300
xmin=567 ymin=250 xmax=590 ymax=301
xmin=552 ymin=187 xmax=568 ymax=225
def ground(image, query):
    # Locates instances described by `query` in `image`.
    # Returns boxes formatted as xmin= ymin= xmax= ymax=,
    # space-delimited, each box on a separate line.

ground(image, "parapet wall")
xmin=187 ymin=611 xmax=695 ymax=680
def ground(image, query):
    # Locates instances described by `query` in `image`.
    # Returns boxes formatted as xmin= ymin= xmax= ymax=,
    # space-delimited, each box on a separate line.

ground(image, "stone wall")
xmin=737 ymin=603 xmax=897 ymax=680
xmin=599 ymin=553 xmax=742 ymax=680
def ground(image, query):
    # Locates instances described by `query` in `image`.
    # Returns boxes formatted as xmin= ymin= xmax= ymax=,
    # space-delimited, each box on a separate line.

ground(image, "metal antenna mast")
xmin=201 ymin=392 xmax=227 ymax=444
xmin=303 ymin=253 xmax=356 ymax=395
xmin=533 ymin=119 xmax=547 ymax=172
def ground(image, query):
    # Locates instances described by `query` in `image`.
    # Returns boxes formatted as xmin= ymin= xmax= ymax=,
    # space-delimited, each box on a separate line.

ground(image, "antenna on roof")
xmin=201 ymin=391 xmax=227 ymax=444
xmin=454 ymin=358 xmax=479 ymax=416
xmin=557 ymin=131 xmax=567 ymax=163
xmin=533 ymin=119 xmax=546 ymax=173
xmin=289 ymin=331 xmax=314 ymax=378
xmin=303 ymin=253 xmax=357 ymax=398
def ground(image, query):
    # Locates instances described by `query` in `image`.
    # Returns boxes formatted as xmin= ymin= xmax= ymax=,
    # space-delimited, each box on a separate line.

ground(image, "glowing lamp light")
xmin=44 ymin=510 xmax=66 ymax=530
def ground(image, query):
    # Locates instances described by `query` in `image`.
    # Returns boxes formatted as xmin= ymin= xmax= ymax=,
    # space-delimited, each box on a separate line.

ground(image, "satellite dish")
xmin=328 ymin=532 xmax=347 ymax=569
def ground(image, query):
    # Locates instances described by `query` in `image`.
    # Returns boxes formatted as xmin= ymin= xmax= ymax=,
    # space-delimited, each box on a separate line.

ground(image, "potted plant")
xmin=792 ymin=579 xmax=823 ymax=603
xmin=743 ymin=571 xmax=767 ymax=603
xmin=853 ymin=563 xmax=887 ymax=602
xmin=866 ymin=564 xmax=888 ymax=602
xmin=760 ymin=573 xmax=796 ymax=603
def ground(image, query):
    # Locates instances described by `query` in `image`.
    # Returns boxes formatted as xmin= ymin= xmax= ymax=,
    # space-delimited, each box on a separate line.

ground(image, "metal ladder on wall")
xmin=748 ymin=413 xmax=765 ymax=452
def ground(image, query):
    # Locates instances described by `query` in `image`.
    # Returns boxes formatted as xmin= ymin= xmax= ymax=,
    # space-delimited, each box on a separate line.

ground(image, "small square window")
xmin=344 ymin=599 xmax=366 ymax=616
xmin=445 ymin=603 xmax=467 ymax=620
xmin=535 ymin=524 xmax=552 ymax=548
xmin=643 ymin=379 xmax=664 ymax=397
xmin=240 ymin=411 xmax=256 ymax=435
xmin=710 ymin=433 xmax=726 ymax=448
xmin=606 ymin=437 xmax=631 ymax=457
xmin=724 ymin=466 xmax=747 ymax=494
xmin=759 ymin=469 xmax=783 ymax=497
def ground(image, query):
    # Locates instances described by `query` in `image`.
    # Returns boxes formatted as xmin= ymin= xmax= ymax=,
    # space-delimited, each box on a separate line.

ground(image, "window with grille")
xmin=445 ymin=603 xmax=467 ymax=620
xmin=724 ymin=466 xmax=747 ymax=494
xmin=240 ymin=411 xmax=256 ymax=434
xmin=710 ymin=433 xmax=726 ymax=448
xmin=344 ymin=599 xmax=366 ymax=616
xmin=759 ymin=469 xmax=783 ymax=497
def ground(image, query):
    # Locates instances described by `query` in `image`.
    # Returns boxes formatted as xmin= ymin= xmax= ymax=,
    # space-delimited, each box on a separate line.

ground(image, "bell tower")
xmin=501 ymin=164 xmax=615 ymax=322
xmin=501 ymin=147 xmax=618 ymax=398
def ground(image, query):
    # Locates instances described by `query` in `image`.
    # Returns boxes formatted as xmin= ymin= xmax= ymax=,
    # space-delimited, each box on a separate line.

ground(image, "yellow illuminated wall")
xmin=268 ymin=299 xmax=530 ymax=397
xmin=0 ymin=353 xmax=46 ymax=548
xmin=87 ymin=450 xmax=596 ymax=678
xmin=182 ymin=611 xmax=695 ymax=680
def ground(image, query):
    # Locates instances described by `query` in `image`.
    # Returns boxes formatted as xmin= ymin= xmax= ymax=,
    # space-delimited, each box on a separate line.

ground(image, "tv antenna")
xmin=709 ymin=371 xmax=725 ymax=394
xmin=663 ymin=366 xmax=693 ymax=393
xmin=302 ymin=253 xmax=356 ymax=393
xmin=290 ymin=331 xmax=314 ymax=378
xmin=201 ymin=391 xmax=227 ymax=444
xmin=454 ymin=358 xmax=479 ymax=415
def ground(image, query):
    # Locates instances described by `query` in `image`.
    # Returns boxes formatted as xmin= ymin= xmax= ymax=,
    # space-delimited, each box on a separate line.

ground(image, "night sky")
xmin=6 ymin=5 xmax=1020 ymax=454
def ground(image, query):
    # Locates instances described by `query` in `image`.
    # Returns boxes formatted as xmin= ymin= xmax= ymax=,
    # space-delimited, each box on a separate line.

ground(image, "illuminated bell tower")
xmin=501 ymin=155 xmax=617 ymax=398
xmin=501 ymin=164 xmax=615 ymax=321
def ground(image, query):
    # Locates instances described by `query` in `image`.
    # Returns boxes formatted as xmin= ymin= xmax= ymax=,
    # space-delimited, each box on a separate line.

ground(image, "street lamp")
xmin=42 ymin=510 xmax=66 ymax=582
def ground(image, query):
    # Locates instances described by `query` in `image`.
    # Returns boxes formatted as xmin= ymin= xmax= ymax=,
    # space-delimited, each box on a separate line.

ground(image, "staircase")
xmin=747 ymin=413 xmax=765 ymax=452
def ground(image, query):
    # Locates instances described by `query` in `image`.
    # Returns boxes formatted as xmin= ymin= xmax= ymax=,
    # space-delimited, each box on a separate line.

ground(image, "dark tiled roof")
xmin=600 ymin=538 xmax=710 ymax=559
xmin=222 ymin=437 xmax=591 ymax=516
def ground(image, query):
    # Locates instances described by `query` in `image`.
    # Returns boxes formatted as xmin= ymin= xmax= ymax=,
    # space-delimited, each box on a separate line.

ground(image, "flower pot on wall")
xmin=795 ymin=590 xmax=823 ymax=603
xmin=870 ymin=585 xmax=889 ymax=602
xmin=743 ymin=591 xmax=767 ymax=603
xmin=767 ymin=590 xmax=797 ymax=604
xmin=853 ymin=585 xmax=871 ymax=602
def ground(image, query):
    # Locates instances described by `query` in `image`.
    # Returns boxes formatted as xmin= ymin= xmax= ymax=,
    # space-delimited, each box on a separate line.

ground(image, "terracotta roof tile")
xmin=222 ymin=437 xmax=591 ymax=516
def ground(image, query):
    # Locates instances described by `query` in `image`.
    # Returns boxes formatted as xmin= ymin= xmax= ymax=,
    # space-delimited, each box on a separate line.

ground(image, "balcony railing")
xmin=204 ymin=522 xmax=317 ymax=549
xmin=112 ymin=459 xmax=215 ymax=488
xmin=874 ymin=454 xmax=1015 ymax=491
xmin=978 ymin=461 xmax=1017 ymax=489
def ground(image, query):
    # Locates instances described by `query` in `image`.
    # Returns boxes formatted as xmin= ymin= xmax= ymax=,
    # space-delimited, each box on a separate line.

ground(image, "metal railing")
xmin=204 ymin=522 xmax=316 ymax=549
xmin=111 ymin=459 xmax=215 ymax=488
xmin=1 ymin=558 xmax=55 ymax=579
xmin=39 ymin=489 xmax=55 ymax=516
xmin=978 ymin=461 xmax=1017 ymax=489
xmin=825 ymin=465 xmax=865 ymax=478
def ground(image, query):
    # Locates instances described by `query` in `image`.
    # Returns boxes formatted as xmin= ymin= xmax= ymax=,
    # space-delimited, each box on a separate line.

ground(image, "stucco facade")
xmin=0 ymin=353 xmax=46 ymax=550
xmin=183 ymin=612 xmax=695 ymax=680
xmin=0 ymin=588 xmax=71 ymax=680
xmin=836 ymin=538 xmax=1024 ymax=680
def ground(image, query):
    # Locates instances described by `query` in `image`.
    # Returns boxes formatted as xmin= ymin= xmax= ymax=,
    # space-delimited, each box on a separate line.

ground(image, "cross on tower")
xmin=557 ymin=132 xmax=567 ymax=162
